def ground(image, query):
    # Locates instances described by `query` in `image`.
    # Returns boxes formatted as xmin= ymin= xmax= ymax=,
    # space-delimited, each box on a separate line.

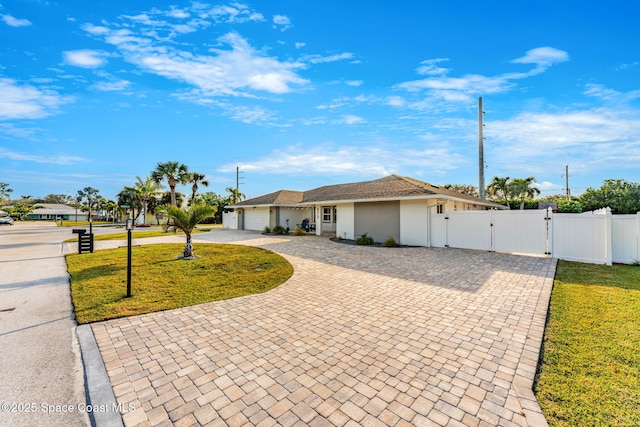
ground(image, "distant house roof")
xmin=33 ymin=203 xmax=76 ymax=215
xmin=29 ymin=203 xmax=79 ymax=216
xmin=230 ymin=175 xmax=505 ymax=209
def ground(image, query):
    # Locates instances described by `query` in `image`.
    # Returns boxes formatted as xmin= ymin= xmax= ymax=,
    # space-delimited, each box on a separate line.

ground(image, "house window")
xmin=322 ymin=206 xmax=332 ymax=222
xmin=436 ymin=204 xmax=444 ymax=214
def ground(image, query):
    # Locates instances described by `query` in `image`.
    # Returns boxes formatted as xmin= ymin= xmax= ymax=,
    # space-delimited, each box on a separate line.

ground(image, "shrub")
xmin=382 ymin=236 xmax=400 ymax=247
xmin=262 ymin=226 xmax=271 ymax=234
xmin=356 ymin=233 xmax=374 ymax=245
xmin=292 ymin=226 xmax=306 ymax=236
xmin=272 ymin=225 xmax=288 ymax=235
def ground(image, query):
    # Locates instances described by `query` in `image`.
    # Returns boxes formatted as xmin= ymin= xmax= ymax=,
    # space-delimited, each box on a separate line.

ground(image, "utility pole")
xmin=565 ymin=164 xmax=571 ymax=200
xmin=478 ymin=97 xmax=486 ymax=199
xmin=235 ymin=166 xmax=244 ymax=204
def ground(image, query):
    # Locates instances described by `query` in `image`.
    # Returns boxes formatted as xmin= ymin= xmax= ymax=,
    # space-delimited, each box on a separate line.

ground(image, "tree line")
xmin=444 ymin=176 xmax=640 ymax=214
xmin=0 ymin=161 xmax=245 ymax=223
xmin=3 ymin=172 xmax=640 ymax=219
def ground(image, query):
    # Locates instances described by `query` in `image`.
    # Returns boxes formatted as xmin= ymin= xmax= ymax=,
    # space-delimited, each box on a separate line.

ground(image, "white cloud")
xmin=0 ymin=148 xmax=88 ymax=165
xmin=396 ymin=47 xmax=570 ymax=103
xmin=1 ymin=14 xmax=31 ymax=27
xmin=94 ymin=27 xmax=308 ymax=96
xmin=416 ymin=58 xmax=449 ymax=76
xmin=81 ymin=23 xmax=110 ymax=35
xmin=583 ymin=83 xmax=640 ymax=102
xmin=201 ymin=4 xmax=264 ymax=23
xmin=303 ymin=52 xmax=354 ymax=64
xmin=220 ymin=145 xmax=391 ymax=176
xmin=91 ymin=79 xmax=131 ymax=91
xmin=346 ymin=80 xmax=363 ymax=87
xmin=165 ymin=7 xmax=190 ymax=19
xmin=340 ymin=114 xmax=365 ymax=125
xmin=295 ymin=42 xmax=306 ymax=49
xmin=512 ymin=47 xmax=569 ymax=69
xmin=0 ymin=123 xmax=39 ymax=139
xmin=487 ymin=108 xmax=640 ymax=174
xmin=387 ymin=96 xmax=406 ymax=107
xmin=63 ymin=49 xmax=108 ymax=68
xmin=219 ymin=142 xmax=465 ymax=177
xmin=273 ymin=14 xmax=292 ymax=31
xmin=0 ymin=78 xmax=73 ymax=120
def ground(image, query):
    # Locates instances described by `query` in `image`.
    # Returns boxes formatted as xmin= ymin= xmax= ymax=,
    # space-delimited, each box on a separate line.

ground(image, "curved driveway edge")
xmin=85 ymin=229 xmax=556 ymax=426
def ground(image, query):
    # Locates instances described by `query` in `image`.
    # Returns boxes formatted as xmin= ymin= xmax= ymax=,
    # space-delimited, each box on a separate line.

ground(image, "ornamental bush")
xmin=356 ymin=233 xmax=374 ymax=245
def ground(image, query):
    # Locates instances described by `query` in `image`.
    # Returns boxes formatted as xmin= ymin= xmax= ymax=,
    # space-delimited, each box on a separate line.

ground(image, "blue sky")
xmin=2 ymin=1 xmax=640 ymax=201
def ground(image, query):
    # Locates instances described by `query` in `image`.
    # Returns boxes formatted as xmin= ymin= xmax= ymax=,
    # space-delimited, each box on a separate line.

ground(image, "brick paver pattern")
xmin=91 ymin=230 xmax=557 ymax=427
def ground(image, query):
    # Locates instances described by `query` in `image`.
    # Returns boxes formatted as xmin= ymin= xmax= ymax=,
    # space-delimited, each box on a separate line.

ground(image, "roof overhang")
xmin=228 ymin=194 xmax=506 ymax=210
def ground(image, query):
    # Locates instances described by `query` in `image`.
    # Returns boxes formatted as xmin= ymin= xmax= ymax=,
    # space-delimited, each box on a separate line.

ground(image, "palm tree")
xmin=508 ymin=177 xmax=541 ymax=210
xmin=160 ymin=204 xmax=217 ymax=259
xmin=188 ymin=172 xmax=209 ymax=205
xmin=151 ymin=162 xmax=189 ymax=207
xmin=487 ymin=176 xmax=511 ymax=208
xmin=134 ymin=176 xmax=161 ymax=224
xmin=0 ymin=182 xmax=13 ymax=202
xmin=225 ymin=186 xmax=246 ymax=204
xmin=77 ymin=187 xmax=100 ymax=221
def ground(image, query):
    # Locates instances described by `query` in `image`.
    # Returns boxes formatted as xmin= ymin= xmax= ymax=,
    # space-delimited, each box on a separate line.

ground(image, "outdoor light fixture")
xmin=126 ymin=214 xmax=133 ymax=297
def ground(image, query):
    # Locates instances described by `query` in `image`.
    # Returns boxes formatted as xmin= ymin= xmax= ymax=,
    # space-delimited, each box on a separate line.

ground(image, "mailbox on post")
xmin=72 ymin=228 xmax=93 ymax=254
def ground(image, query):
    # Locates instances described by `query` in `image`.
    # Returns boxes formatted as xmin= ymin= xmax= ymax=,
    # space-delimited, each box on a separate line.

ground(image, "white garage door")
xmin=243 ymin=208 xmax=269 ymax=231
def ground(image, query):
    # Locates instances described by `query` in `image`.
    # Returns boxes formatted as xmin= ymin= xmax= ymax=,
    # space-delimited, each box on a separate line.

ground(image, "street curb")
xmin=77 ymin=324 xmax=123 ymax=427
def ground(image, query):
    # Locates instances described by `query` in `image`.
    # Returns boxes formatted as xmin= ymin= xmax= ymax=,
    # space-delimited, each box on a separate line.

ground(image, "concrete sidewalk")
xmin=89 ymin=229 xmax=556 ymax=426
xmin=0 ymin=222 xmax=89 ymax=427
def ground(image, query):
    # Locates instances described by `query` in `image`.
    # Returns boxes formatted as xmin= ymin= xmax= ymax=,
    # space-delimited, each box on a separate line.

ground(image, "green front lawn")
xmin=67 ymin=243 xmax=293 ymax=324
xmin=535 ymin=261 xmax=640 ymax=426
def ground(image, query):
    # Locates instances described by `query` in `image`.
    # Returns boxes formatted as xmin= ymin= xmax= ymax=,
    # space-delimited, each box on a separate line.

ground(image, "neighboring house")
xmin=226 ymin=175 xmax=505 ymax=246
xmin=27 ymin=204 xmax=89 ymax=221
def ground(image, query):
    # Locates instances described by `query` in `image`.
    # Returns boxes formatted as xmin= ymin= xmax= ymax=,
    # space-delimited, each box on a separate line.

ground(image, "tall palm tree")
xmin=508 ymin=177 xmax=541 ymax=210
xmin=0 ymin=182 xmax=12 ymax=202
xmin=161 ymin=204 xmax=217 ymax=259
xmin=134 ymin=176 xmax=161 ymax=224
xmin=188 ymin=172 xmax=209 ymax=205
xmin=225 ymin=186 xmax=246 ymax=204
xmin=151 ymin=162 xmax=189 ymax=207
xmin=77 ymin=187 xmax=100 ymax=221
xmin=487 ymin=176 xmax=511 ymax=208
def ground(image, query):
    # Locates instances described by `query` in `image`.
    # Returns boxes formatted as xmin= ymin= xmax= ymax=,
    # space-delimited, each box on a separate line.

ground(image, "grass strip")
xmin=535 ymin=260 xmax=640 ymax=426
xmin=67 ymin=243 xmax=293 ymax=324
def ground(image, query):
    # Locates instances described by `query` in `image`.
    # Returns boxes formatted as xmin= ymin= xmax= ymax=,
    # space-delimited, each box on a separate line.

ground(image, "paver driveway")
xmin=90 ymin=230 xmax=556 ymax=426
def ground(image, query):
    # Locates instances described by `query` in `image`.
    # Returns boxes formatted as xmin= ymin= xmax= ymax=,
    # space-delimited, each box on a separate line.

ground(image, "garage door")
xmin=243 ymin=208 xmax=269 ymax=231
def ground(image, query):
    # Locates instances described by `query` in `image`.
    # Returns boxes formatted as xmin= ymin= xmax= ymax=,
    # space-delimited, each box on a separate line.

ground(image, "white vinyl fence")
xmin=431 ymin=208 xmax=640 ymax=265
xmin=222 ymin=211 xmax=238 ymax=229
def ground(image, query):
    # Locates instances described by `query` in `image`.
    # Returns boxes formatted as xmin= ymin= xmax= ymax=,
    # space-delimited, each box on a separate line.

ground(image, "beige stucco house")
xmin=225 ymin=175 xmax=505 ymax=246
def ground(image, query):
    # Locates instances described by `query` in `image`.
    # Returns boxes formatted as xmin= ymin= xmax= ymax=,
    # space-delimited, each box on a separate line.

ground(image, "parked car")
xmin=0 ymin=217 xmax=14 ymax=225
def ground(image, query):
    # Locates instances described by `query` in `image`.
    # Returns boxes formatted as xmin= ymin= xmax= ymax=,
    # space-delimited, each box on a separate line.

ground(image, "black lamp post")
xmin=126 ymin=215 xmax=133 ymax=298
xmin=88 ymin=200 xmax=94 ymax=253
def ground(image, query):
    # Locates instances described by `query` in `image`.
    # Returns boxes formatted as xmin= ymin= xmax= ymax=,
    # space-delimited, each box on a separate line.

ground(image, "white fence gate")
xmin=222 ymin=211 xmax=238 ymax=229
xmin=430 ymin=208 xmax=640 ymax=265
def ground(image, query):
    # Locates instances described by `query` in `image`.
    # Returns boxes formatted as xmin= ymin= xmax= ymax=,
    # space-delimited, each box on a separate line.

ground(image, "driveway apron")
xmin=0 ymin=222 xmax=88 ymax=427
xmin=91 ymin=230 xmax=557 ymax=427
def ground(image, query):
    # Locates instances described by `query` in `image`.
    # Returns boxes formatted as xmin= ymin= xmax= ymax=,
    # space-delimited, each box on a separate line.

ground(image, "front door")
xmin=321 ymin=206 xmax=336 ymax=233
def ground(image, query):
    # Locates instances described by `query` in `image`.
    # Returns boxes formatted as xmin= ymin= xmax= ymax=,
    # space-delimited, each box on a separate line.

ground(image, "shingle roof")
xmin=231 ymin=175 xmax=504 ymax=208
xmin=232 ymin=190 xmax=304 ymax=206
